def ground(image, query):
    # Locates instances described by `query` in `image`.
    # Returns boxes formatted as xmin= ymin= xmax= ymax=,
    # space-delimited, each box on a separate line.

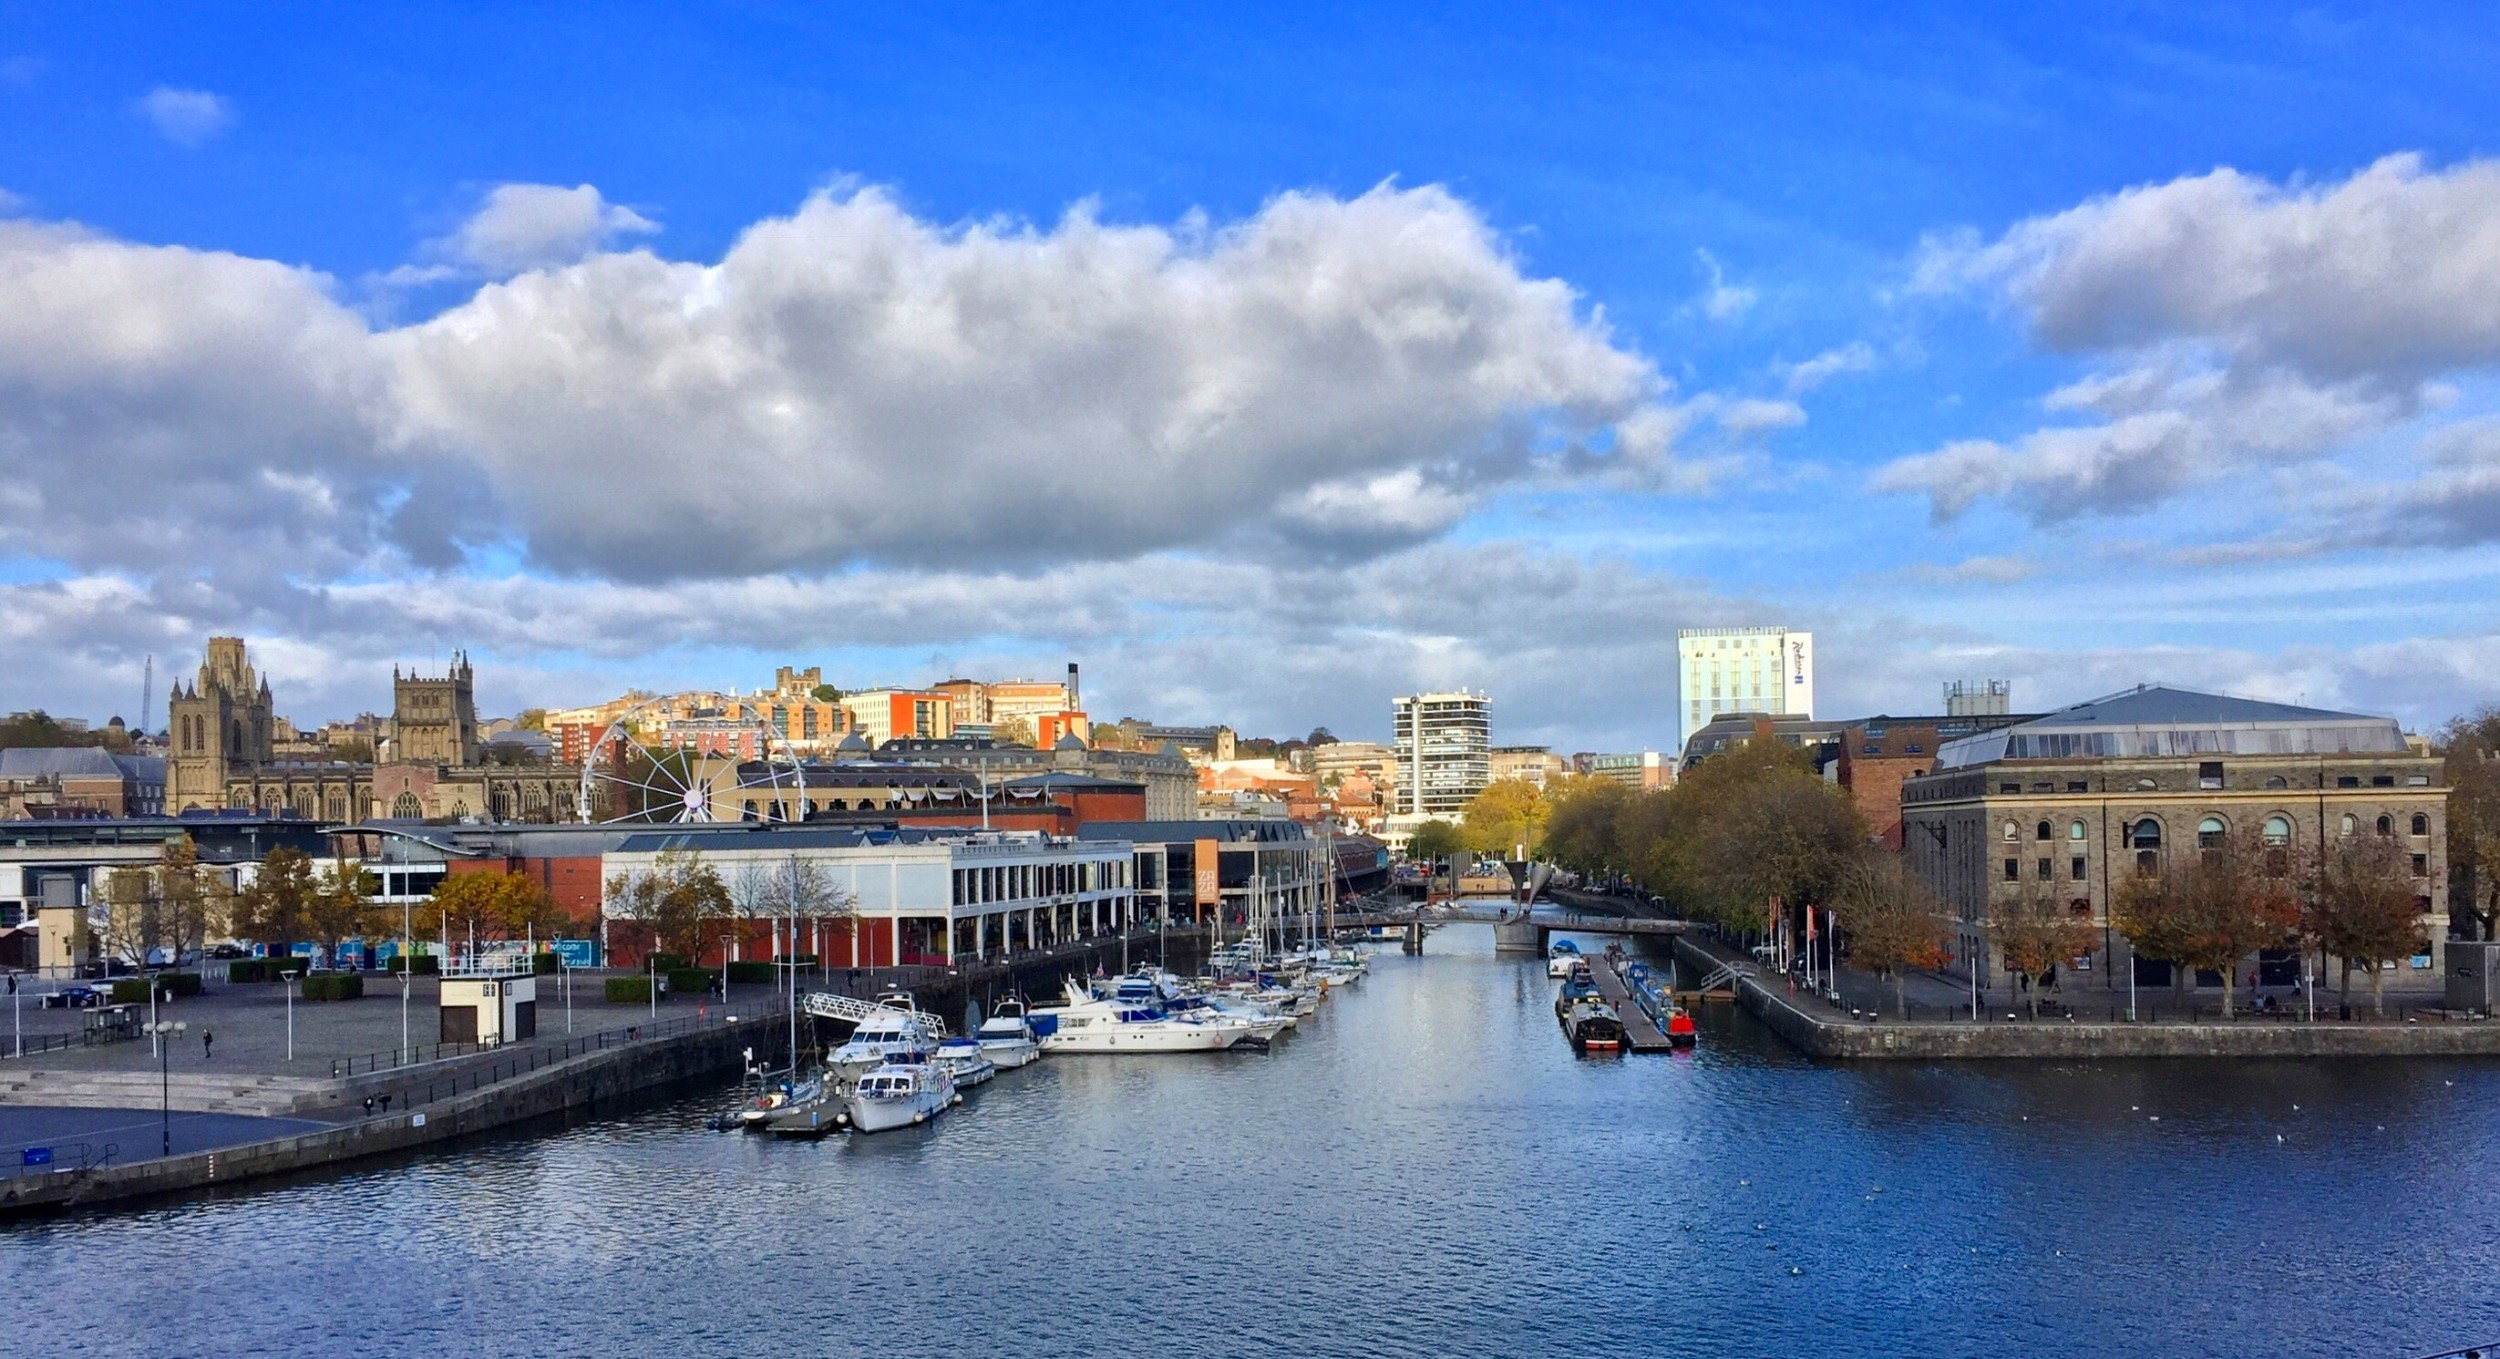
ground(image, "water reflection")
xmin=5 ymin=930 xmax=2497 ymax=1358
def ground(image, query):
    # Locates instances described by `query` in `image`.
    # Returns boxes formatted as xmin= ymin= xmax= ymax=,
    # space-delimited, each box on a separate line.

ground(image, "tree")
xmin=2114 ymin=827 xmax=2298 ymax=1018
xmin=304 ymin=861 xmax=380 ymax=967
xmin=0 ymin=709 xmax=134 ymax=754
xmin=1459 ymin=778 xmax=1550 ymax=857
xmin=1833 ymin=856 xmax=1951 ymax=1018
xmin=1404 ymin=819 xmax=1465 ymax=866
xmin=1544 ymin=778 xmax=1637 ymax=877
xmin=2442 ymin=708 xmax=2500 ymax=941
xmin=98 ymin=837 xmax=225 ymax=972
xmin=2306 ymin=831 xmax=2425 ymax=1018
xmin=1690 ymin=767 xmax=1864 ymax=935
xmin=604 ymin=849 xmax=733 ymax=961
xmin=430 ymin=871 xmax=565 ymax=945
xmin=1304 ymin=727 xmax=1339 ymax=747
xmin=233 ymin=846 xmax=320 ymax=949
xmin=513 ymin=708 xmax=548 ymax=731
xmin=811 ymin=684 xmax=842 ymax=704
xmin=1988 ymin=878 xmax=2094 ymax=1017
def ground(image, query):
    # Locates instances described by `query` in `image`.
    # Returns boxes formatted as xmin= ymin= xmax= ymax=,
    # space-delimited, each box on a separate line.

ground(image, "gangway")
xmin=1692 ymin=960 xmax=1747 ymax=995
xmin=801 ymin=991 xmax=950 ymax=1039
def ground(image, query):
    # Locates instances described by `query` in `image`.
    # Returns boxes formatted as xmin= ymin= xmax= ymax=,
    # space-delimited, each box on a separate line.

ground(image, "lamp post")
xmin=285 ymin=971 xmax=295 ymax=1062
xmin=145 ymin=1019 xmax=187 ymax=1157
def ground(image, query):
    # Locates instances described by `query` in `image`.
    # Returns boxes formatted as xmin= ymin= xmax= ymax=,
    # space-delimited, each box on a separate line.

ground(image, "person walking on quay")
xmin=201 ymin=1029 xmax=214 ymax=1061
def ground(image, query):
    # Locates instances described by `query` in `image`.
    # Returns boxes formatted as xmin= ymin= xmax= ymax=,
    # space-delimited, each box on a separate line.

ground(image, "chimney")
xmin=1067 ymin=662 xmax=1080 ymax=709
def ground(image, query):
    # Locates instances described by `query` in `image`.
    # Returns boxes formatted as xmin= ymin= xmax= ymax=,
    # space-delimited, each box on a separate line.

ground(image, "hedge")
xmin=271 ymin=956 xmax=310 ymax=978
xmin=604 ymin=976 xmax=653 ymax=1003
xmin=650 ymin=953 xmax=692 ymax=973
xmin=533 ymin=952 xmax=560 ymax=975
xmin=725 ymin=960 xmax=775 ymax=985
xmin=228 ymin=959 xmax=274 ymax=984
xmin=665 ymin=967 xmax=719 ymax=996
xmin=386 ymin=954 xmax=441 ymax=976
xmin=300 ymin=973 xmax=365 ymax=1002
xmin=157 ymin=972 xmax=202 ymax=998
xmin=108 ymin=978 xmax=151 ymax=1004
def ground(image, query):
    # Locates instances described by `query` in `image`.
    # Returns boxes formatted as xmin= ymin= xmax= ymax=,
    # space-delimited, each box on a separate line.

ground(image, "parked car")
xmin=44 ymin=984 xmax=105 ymax=1009
xmin=209 ymin=944 xmax=246 ymax=960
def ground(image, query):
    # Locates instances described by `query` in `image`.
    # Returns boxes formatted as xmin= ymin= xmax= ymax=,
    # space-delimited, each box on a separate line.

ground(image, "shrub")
xmin=271 ymin=956 xmax=310 ymax=978
xmin=604 ymin=977 xmax=652 ymax=1003
xmin=650 ymin=953 xmax=691 ymax=973
xmin=108 ymin=978 xmax=151 ymax=1004
xmin=387 ymin=954 xmax=441 ymax=976
xmin=532 ymin=952 xmax=560 ymax=975
xmin=228 ymin=959 xmax=272 ymax=984
xmin=665 ymin=967 xmax=719 ymax=997
xmin=157 ymin=973 xmax=203 ymax=998
xmin=299 ymin=973 xmax=365 ymax=1002
xmin=725 ymin=960 xmax=775 ymax=985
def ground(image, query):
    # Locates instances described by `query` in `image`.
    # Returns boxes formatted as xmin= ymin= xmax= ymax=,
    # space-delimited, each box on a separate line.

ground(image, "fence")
xmin=1837 ymin=997 xmax=2445 ymax=1025
xmin=331 ymin=1010 xmax=735 ymax=1084
xmin=1 ymin=1031 xmax=78 ymax=1060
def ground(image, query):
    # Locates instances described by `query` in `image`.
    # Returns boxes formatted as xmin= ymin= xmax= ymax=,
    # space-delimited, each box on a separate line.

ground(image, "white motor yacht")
xmin=844 ymin=1061 xmax=958 ymax=1133
xmin=975 ymin=1000 xmax=1043 ymax=1068
xmin=934 ymin=1037 xmax=997 ymax=1089
xmin=1032 ymin=982 xmax=1254 ymax=1053
xmin=1547 ymin=939 xmax=1583 ymax=979
xmin=829 ymin=1006 xmax=939 ymax=1078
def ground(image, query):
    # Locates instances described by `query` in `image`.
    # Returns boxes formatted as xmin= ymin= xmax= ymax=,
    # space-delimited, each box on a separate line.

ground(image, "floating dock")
xmin=1587 ymin=953 xmax=1675 ymax=1052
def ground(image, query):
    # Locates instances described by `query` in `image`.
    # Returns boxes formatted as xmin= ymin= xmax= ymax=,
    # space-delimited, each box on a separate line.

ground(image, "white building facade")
xmin=1391 ymin=691 xmax=1491 ymax=819
xmin=1676 ymin=627 xmax=1814 ymax=753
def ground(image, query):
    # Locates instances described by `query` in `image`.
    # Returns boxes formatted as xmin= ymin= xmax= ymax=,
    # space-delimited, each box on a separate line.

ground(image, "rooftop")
xmin=1933 ymin=684 xmax=2408 ymax=769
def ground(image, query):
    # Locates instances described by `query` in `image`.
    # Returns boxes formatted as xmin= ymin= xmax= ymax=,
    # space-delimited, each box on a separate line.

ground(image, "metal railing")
xmin=393 ymin=1011 xmax=775 ymax=1109
xmin=1 ymin=1031 xmax=79 ymax=1060
xmin=331 ymin=1009 xmax=749 ymax=1082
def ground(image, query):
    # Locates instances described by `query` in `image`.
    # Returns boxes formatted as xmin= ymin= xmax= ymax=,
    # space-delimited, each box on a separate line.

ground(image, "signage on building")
xmin=1791 ymin=640 xmax=1808 ymax=685
xmin=22 ymin=1146 xmax=52 ymax=1167
xmin=1193 ymin=838 xmax=1220 ymax=906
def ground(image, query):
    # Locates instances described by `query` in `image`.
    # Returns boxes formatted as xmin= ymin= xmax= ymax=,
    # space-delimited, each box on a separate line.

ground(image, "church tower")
xmin=389 ymin=651 xmax=481 ymax=767
xmin=166 ymin=636 xmax=275 ymax=810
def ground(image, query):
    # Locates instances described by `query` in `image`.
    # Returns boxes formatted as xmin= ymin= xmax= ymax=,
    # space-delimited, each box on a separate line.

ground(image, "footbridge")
xmin=1336 ymin=901 xmax=1686 ymax=954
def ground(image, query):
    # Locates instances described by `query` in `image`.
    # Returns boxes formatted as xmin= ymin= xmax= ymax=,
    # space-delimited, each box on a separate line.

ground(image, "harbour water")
xmin=8 ymin=930 xmax=2498 ymax=1358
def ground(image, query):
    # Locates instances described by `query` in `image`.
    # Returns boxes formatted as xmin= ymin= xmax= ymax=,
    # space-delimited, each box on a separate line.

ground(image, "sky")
xmin=6 ymin=3 xmax=2500 ymax=752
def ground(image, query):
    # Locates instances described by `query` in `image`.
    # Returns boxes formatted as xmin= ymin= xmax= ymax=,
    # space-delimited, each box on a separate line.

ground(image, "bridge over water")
xmin=1335 ymin=899 xmax=1686 ymax=954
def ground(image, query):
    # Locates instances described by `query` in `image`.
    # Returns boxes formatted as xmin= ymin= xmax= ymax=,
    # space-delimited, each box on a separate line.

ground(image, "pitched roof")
xmin=0 ymin=748 xmax=163 ymax=782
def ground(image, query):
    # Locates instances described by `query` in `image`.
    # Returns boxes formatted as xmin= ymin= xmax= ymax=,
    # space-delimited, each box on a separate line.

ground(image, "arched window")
xmin=2002 ymin=821 xmax=2020 ymax=843
xmin=326 ymin=791 xmax=346 ymax=820
xmin=2340 ymin=813 xmax=2357 ymax=837
xmin=2264 ymin=775 xmax=2289 ymax=789
xmin=2261 ymin=815 xmax=2293 ymax=846
xmin=2411 ymin=813 xmax=2430 ymax=836
xmin=2036 ymin=820 xmax=2053 ymax=841
xmin=2375 ymin=815 xmax=2393 ymax=837
xmin=2069 ymin=820 xmax=2088 ymax=841
xmin=392 ymin=792 xmax=422 ymax=819
xmin=2197 ymin=816 xmax=2227 ymax=849
xmin=2130 ymin=818 xmax=2162 ymax=874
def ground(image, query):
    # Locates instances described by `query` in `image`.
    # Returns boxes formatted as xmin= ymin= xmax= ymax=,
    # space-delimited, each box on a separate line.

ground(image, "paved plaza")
xmin=0 ymin=1106 xmax=326 ymax=1178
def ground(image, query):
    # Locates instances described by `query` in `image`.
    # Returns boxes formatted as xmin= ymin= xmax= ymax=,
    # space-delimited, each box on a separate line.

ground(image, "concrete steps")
xmin=0 ymin=1069 xmax=331 ymax=1116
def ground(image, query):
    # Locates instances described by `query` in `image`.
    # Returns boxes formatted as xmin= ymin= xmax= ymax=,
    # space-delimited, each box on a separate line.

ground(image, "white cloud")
xmin=1711 ymin=397 xmax=1806 ymax=436
xmin=137 ymin=86 xmax=232 ymax=146
xmin=1884 ymin=155 xmax=2500 ymax=524
xmin=1693 ymin=248 xmax=1756 ymax=322
xmin=379 ymin=182 xmax=1683 ymax=578
xmin=1781 ymin=341 xmax=1876 ymax=394
xmin=0 ymin=181 xmax=1701 ymax=592
xmin=430 ymin=183 xmax=660 ymax=276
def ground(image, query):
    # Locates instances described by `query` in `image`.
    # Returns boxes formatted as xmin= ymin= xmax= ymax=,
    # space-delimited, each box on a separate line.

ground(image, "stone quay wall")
xmin=1 ymin=1013 xmax=786 ymax=1216
xmin=1669 ymin=935 xmax=2500 ymax=1060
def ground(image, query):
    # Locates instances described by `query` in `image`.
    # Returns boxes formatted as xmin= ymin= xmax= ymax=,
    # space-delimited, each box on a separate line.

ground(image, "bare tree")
xmin=1833 ymin=855 xmax=1951 ymax=1018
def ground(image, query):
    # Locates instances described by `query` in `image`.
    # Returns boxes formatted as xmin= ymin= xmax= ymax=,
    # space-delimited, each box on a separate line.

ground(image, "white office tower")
xmin=1391 ymin=691 xmax=1491 ymax=816
xmin=1676 ymin=627 xmax=1814 ymax=750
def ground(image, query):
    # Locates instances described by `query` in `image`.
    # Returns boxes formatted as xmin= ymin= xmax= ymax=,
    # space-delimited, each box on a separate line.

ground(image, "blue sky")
xmin=6 ymin=4 xmax=2500 ymax=750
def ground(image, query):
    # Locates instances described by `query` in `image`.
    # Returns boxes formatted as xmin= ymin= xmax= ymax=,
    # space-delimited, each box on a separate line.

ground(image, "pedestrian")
xmin=202 ymin=1029 xmax=214 ymax=1060
xmin=362 ymin=1095 xmax=376 ymax=1117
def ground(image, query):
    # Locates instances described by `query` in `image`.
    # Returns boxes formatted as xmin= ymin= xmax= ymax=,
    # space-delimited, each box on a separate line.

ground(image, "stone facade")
xmin=1902 ymin=749 xmax=2449 ymax=987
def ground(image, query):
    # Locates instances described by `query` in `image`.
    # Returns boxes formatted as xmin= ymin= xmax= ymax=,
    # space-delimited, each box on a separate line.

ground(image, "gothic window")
xmin=327 ymin=791 xmax=346 ymax=820
xmin=393 ymin=792 xmax=422 ymax=819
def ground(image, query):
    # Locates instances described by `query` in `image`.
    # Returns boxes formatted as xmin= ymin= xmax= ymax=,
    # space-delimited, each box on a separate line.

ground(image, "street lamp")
xmin=144 ymin=1019 xmax=187 ymax=1157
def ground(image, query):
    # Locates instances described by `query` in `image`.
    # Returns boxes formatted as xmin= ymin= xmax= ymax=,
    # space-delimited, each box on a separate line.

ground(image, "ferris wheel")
xmin=574 ymin=699 xmax=808 ymax=825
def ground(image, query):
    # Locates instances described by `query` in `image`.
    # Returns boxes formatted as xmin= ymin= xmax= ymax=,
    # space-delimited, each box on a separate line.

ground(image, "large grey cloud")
xmin=0 ymin=180 xmax=1690 ymax=588
xmin=1881 ymin=154 xmax=2500 ymax=525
